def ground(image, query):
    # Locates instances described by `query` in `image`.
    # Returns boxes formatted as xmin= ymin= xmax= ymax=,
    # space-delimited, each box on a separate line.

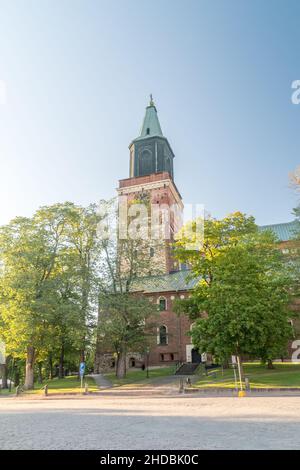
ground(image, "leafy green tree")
xmin=97 ymin=292 xmax=156 ymax=378
xmin=95 ymin=198 xmax=159 ymax=379
xmin=174 ymin=213 xmax=292 ymax=369
xmin=0 ymin=202 xmax=100 ymax=389
xmin=0 ymin=208 xmax=68 ymax=389
xmin=58 ymin=203 xmax=100 ymax=372
xmin=291 ymin=205 xmax=300 ymax=297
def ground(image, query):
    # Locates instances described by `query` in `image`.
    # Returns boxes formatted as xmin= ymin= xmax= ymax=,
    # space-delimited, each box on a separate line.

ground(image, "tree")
xmin=286 ymin=167 xmax=300 ymax=310
xmin=174 ymin=213 xmax=292 ymax=368
xmin=95 ymin=198 xmax=159 ymax=379
xmin=46 ymin=250 xmax=84 ymax=378
xmin=289 ymin=165 xmax=300 ymax=192
xmin=98 ymin=292 xmax=156 ymax=378
xmin=57 ymin=203 xmax=100 ymax=373
xmin=0 ymin=207 xmax=68 ymax=389
xmin=0 ymin=202 xmax=100 ymax=389
xmin=0 ymin=355 xmax=9 ymax=389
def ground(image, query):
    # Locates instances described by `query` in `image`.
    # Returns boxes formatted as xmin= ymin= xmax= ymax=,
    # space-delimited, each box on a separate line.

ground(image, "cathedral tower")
xmin=118 ymin=97 xmax=183 ymax=274
xmin=129 ymin=95 xmax=174 ymax=179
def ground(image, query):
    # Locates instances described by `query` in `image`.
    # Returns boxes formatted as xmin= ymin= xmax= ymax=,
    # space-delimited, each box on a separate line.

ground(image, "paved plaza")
xmin=1 ymin=391 xmax=300 ymax=449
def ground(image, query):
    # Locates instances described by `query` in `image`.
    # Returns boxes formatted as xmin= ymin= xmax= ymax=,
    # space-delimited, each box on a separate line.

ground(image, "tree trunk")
xmin=79 ymin=349 xmax=85 ymax=363
xmin=14 ymin=370 xmax=20 ymax=387
xmin=267 ymin=359 xmax=274 ymax=369
xmin=58 ymin=343 xmax=65 ymax=379
xmin=24 ymin=346 xmax=35 ymax=390
xmin=48 ymin=353 xmax=53 ymax=380
xmin=37 ymin=362 xmax=43 ymax=384
xmin=116 ymin=350 xmax=126 ymax=379
xmin=0 ymin=360 xmax=8 ymax=389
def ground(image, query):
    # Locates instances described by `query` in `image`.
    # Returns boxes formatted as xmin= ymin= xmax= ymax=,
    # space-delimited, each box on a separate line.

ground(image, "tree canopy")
xmin=174 ymin=212 xmax=293 ymax=366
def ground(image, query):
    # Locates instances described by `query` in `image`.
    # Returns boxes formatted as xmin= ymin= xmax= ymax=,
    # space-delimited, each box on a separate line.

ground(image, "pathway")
xmin=87 ymin=373 xmax=113 ymax=389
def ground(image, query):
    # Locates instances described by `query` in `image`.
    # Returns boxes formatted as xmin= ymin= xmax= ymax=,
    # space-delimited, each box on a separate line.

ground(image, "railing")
xmin=194 ymin=363 xmax=203 ymax=375
xmin=174 ymin=361 xmax=183 ymax=374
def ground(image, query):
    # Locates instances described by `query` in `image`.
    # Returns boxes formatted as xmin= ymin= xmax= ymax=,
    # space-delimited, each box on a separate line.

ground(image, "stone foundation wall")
xmin=94 ymin=352 xmax=144 ymax=373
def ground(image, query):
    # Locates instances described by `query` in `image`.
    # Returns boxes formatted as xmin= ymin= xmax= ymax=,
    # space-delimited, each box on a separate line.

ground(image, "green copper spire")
xmin=129 ymin=97 xmax=175 ymax=179
xmin=138 ymin=95 xmax=163 ymax=138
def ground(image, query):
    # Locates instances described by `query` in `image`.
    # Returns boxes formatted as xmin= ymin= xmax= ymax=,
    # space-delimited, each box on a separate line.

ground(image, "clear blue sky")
xmin=0 ymin=0 xmax=299 ymax=226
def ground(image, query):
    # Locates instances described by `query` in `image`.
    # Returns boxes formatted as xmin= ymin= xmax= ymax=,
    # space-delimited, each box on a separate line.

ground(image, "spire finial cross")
xmin=149 ymin=94 xmax=154 ymax=106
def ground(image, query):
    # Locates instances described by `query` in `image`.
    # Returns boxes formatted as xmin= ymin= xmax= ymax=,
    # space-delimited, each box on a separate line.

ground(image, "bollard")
xmin=15 ymin=385 xmax=20 ymax=397
xmin=179 ymin=378 xmax=184 ymax=394
xmin=84 ymin=382 xmax=89 ymax=394
xmin=44 ymin=384 xmax=48 ymax=397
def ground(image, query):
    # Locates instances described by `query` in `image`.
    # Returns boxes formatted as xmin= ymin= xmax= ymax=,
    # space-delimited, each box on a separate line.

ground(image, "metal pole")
xmin=233 ymin=365 xmax=238 ymax=391
xmin=237 ymin=355 xmax=243 ymax=391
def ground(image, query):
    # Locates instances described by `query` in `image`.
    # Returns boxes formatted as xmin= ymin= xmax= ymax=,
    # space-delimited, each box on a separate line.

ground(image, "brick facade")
xmin=145 ymin=292 xmax=193 ymax=365
xmin=118 ymin=172 xmax=183 ymax=275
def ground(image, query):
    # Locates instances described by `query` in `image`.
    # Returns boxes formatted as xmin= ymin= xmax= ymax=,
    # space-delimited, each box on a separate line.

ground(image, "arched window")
xmin=158 ymin=325 xmax=168 ymax=345
xmin=129 ymin=357 xmax=136 ymax=368
xmin=146 ymin=127 xmax=150 ymax=135
xmin=158 ymin=297 xmax=167 ymax=311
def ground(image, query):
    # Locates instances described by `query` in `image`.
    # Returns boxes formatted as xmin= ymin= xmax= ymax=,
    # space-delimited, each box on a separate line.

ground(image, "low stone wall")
xmin=94 ymin=352 xmax=143 ymax=373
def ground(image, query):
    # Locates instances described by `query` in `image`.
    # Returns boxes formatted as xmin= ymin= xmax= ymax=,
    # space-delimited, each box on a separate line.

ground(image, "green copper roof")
xmin=130 ymin=269 xmax=198 ymax=294
xmin=129 ymin=221 xmax=299 ymax=295
xmin=135 ymin=97 xmax=163 ymax=141
xmin=258 ymin=220 xmax=299 ymax=241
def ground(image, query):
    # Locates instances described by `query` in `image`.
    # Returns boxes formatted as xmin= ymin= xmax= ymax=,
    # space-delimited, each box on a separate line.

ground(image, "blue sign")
xmin=79 ymin=362 xmax=85 ymax=377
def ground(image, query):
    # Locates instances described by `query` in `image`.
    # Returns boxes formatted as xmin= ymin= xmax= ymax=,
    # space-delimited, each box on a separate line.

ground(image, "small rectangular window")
xmin=159 ymin=298 xmax=166 ymax=311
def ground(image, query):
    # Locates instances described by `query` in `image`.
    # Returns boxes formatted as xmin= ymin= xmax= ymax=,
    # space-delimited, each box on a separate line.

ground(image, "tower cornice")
xmin=118 ymin=172 xmax=183 ymax=209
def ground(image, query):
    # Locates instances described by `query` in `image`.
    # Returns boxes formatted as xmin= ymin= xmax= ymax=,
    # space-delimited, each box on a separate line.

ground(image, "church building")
xmin=95 ymin=98 xmax=299 ymax=373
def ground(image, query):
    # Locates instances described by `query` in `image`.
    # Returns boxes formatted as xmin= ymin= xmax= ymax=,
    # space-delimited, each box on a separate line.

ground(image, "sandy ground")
xmin=1 ymin=391 xmax=300 ymax=449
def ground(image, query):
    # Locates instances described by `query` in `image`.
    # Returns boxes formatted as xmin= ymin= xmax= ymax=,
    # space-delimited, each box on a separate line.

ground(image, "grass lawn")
xmin=0 ymin=375 xmax=98 ymax=396
xmin=193 ymin=362 xmax=300 ymax=389
xmin=104 ymin=366 xmax=174 ymax=387
xmin=0 ymin=386 xmax=16 ymax=396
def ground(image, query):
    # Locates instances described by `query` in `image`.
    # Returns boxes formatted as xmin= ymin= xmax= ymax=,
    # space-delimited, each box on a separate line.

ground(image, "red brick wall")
xmin=146 ymin=289 xmax=300 ymax=365
xmin=146 ymin=291 xmax=192 ymax=365
xmin=118 ymin=172 xmax=183 ymax=274
xmin=119 ymin=172 xmax=182 ymax=198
